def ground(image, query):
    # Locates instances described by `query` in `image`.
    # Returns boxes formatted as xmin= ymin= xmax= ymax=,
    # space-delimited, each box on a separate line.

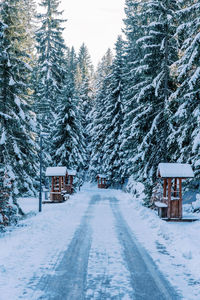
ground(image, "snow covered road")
xmin=30 ymin=188 xmax=178 ymax=299
xmin=0 ymin=184 xmax=199 ymax=299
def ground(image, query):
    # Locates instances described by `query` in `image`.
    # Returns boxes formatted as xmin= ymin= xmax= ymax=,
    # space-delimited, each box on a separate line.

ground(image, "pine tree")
xmin=89 ymin=49 xmax=113 ymax=180
xmin=119 ymin=0 xmax=145 ymax=181
xmin=0 ymin=0 xmax=38 ymax=209
xmin=76 ymin=43 xmax=94 ymax=171
xmin=121 ymin=0 xmax=179 ymax=185
xmin=94 ymin=48 xmax=113 ymax=89
xmin=24 ymin=0 xmax=37 ymax=53
xmin=51 ymin=48 xmax=86 ymax=173
xmin=168 ymin=0 xmax=200 ymax=182
xmin=101 ymin=36 xmax=125 ymax=185
xmin=35 ymin=0 xmax=67 ymax=133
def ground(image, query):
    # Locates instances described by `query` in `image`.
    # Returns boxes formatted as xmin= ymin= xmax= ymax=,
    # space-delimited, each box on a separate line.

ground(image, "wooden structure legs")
xmin=50 ymin=176 xmax=64 ymax=202
xmin=98 ymin=177 xmax=107 ymax=189
xmin=156 ymin=178 xmax=183 ymax=219
xmin=166 ymin=178 xmax=182 ymax=219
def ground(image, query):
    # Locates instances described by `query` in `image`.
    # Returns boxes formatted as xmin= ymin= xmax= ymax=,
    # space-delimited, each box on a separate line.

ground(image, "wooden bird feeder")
xmin=45 ymin=167 xmax=77 ymax=202
xmin=156 ymin=163 xmax=194 ymax=219
xmin=97 ymin=174 xmax=107 ymax=189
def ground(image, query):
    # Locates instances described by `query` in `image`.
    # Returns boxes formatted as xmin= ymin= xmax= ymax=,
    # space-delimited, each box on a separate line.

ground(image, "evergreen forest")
xmin=0 ymin=0 xmax=200 ymax=223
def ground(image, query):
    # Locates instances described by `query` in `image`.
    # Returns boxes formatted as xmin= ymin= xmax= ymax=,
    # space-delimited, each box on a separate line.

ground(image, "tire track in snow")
xmin=110 ymin=197 xmax=181 ymax=300
xmin=86 ymin=197 xmax=133 ymax=299
xmin=36 ymin=194 xmax=100 ymax=300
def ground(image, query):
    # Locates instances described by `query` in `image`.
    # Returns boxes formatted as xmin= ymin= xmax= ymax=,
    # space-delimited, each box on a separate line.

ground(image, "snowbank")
xmin=193 ymin=194 xmax=200 ymax=211
xmin=125 ymin=175 xmax=145 ymax=201
xmin=114 ymin=188 xmax=200 ymax=300
xmin=0 ymin=185 xmax=93 ymax=300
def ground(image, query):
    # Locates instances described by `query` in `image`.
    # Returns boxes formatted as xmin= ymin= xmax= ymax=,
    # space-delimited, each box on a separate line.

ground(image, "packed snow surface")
xmin=0 ymin=183 xmax=199 ymax=299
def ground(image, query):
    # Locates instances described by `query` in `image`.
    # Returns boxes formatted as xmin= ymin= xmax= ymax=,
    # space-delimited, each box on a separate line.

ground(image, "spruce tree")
xmin=89 ymin=49 xmax=113 ymax=180
xmin=35 ymin=0 xmax=66 ymax=133
xmin=0 ymin=0 xmax=37 ymax=209
xmin=119 ymin=0 xmax=145 ymax=181
xmin=168 ymin=0 xmax=200 ymax=181
xmin=51 ymin=48 xmax=86 ymax=172
xmin=121 ymin=0 xmax=179 ymax=185
xmin=76 ymin=43 xmax=94 ymax=171
xmin=101 ymin=36 xmax=125 ymax=185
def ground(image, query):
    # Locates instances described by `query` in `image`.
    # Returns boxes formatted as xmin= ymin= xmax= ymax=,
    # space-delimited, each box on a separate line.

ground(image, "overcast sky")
xmin=59 ymin=0 xmax=126 ymax=67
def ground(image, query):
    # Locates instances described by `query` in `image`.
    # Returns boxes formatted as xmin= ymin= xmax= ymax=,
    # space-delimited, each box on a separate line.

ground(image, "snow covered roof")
xmin=45 ymin=167 xmax=67 ymax=177
xmin=67 ymin=169 xmax=76 ymax=176
xmin=97 ymin=174 xmax=107 ymax=179
xmin=158 ymin=163 xmax=194 ymax=178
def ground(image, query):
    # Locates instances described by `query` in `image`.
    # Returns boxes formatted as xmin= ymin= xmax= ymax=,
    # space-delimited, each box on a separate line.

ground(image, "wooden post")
xmin=179 ymin=178 xmax=182 ymax=219
xmin=163 ymin=179 xmax=167 ymax=198
xmin=174 ymin=178 xmax=177 ymax=197
xmin=59 ymin=176 xmax=61 ymax=192
xmin=167 ymin=178 xmax=172 ymax=219
xmin=51 ymin=177 xmax=54 ymax=192
xmin=54 ymin=177 xmax=56 ymax=190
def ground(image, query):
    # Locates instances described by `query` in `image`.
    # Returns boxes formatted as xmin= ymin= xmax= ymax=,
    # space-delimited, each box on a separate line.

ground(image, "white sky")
xmin=59 ymin=0 xmax=126 ymax=67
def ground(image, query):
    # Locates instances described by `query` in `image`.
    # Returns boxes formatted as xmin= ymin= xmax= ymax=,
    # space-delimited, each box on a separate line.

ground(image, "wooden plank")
xmin=163 ymin=179 xmax=167 ymax=198
xmin=61 ymin=177 xmax=62 ymax=189
xmin=51 ymin=176 xmax=54 ymax=192
xmin=167 ymin=178 xmax=172 ymax=218
xmin=171 ymin=200 xmax=179 ymax=218
xmin=163 ymin=218 xmax=199 ymax=222
xmin=179 ymin=178 xmax=182 ymax=218
xmin=59 ymin=176 xmax=61 ymax=192
xmin=174 ymin=178 xmax=177 ymax=197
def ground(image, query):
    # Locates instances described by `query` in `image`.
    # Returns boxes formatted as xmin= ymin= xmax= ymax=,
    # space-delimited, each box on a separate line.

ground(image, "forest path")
xmin=36 ymin=189 xmax=180 ymax=300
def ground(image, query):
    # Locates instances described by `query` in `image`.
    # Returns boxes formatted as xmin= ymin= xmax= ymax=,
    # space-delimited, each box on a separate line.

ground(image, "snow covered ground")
xmin=118 ymin=189 xmax=200 ymax=300
xmin=0 ymin=183 xmax=199 ymax=299
xmin=0 ymin=186 xmax=93 ymax=300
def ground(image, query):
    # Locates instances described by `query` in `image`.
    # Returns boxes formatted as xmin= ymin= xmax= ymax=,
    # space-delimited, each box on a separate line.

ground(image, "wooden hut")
xmin=45 ymin=167 xmax=77 ymax=201
xmin=45 ymin=167 xmax=67 ymax=202
xmin=97 ymin=174 xmax=107 ymax=189
xmin=65 ymin=169 xmax=77 ymax=194
xmin=156 ymin=163 xmax=194 ymax=219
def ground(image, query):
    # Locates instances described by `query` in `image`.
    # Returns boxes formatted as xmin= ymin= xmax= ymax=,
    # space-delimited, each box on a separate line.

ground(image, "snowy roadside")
xmin=114 ymin=188 xmax=200 ymax=300
xmin=0 ymin=184 xmax=93 ymax=300
xmin=0 ymin=183 xmax=199 ymax=300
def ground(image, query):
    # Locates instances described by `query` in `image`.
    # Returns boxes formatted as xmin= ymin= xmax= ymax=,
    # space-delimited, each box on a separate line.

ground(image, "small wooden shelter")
xmin=156 ymin=163 xmax=194 ymax=219
xmin=45 ymin=167 xmax=77 ymax=202
xmin=97 ymin=174 xmax=107 ymax=189
xmin=45 ymin=167 xmax=67 ymax=202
